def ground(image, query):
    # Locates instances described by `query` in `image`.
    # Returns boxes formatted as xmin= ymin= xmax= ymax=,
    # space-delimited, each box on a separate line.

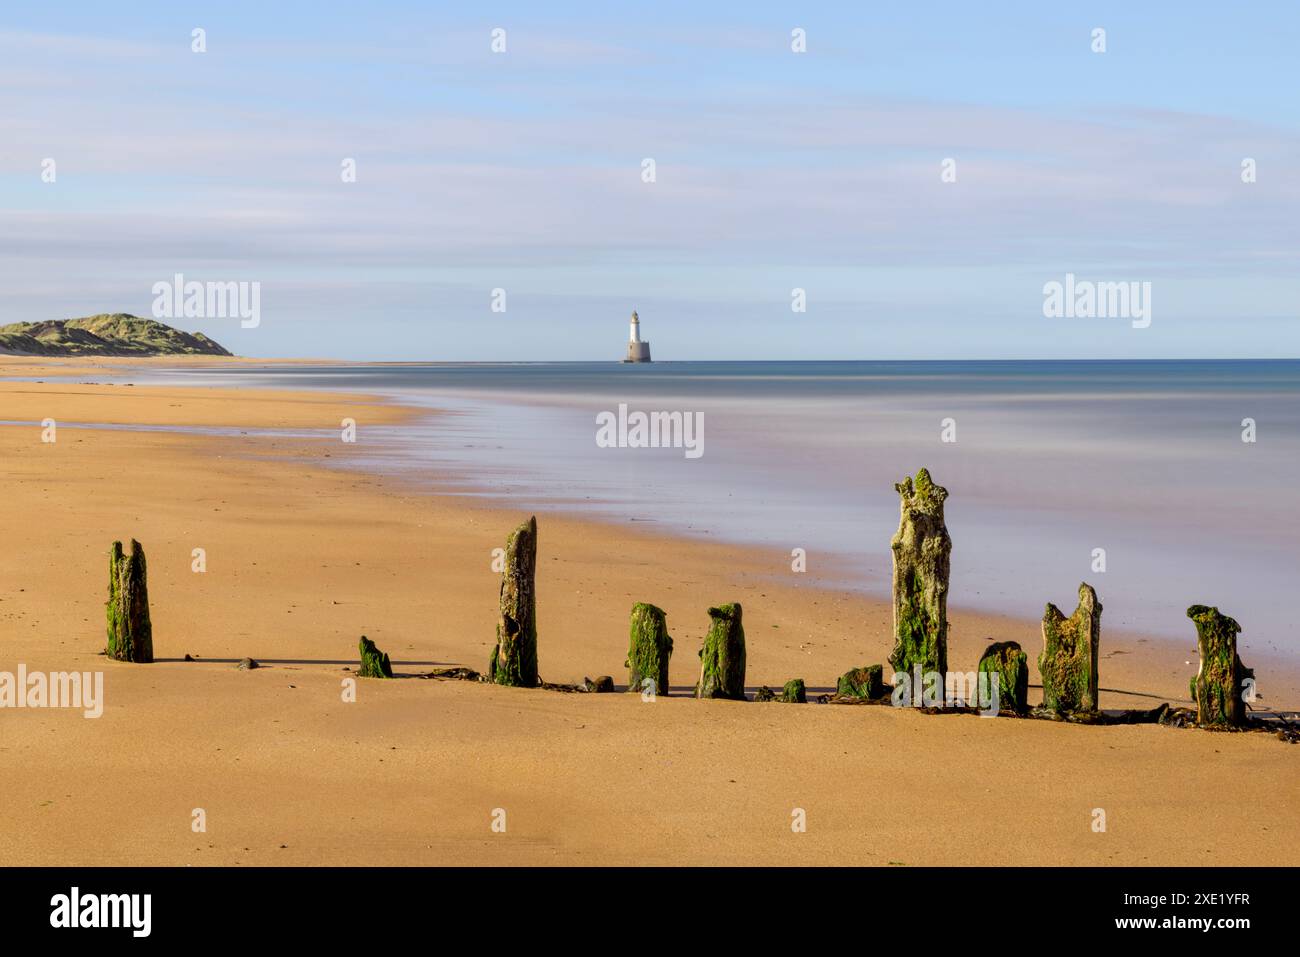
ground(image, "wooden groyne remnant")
xmin=440 ymin=494 xmax=1288 ymax=738
xmin=978 ymin=641 xmax=1028 ymax=715
xmin=91 ymin=498 xmax=1290 ymax=741
xmin=488 ymin=516 xmax=540 ymax=688
xmin=756 ymin=679 xmax=807 ymax=703
xmin=696 ymin=603 xmax=746 ymax=700
xmin=358 ymin=635 xmax=393 ymax=678
xmin=1187 ymin=605 xmax=1254 ymax=727
xmin=889 ymin=468 xmax=951 ymax=679
xmin=835 ymin=665 xmax=887 ymax=701
xmin=106 ymin=540 xmax=153 ymax=663
xmin=1039 ymin=584 xmax=1102 ymax=714
xmin=780 ymin=678 xmax=807 ymax=703
xmin=626 ymin=602 xmax=672 ymax=697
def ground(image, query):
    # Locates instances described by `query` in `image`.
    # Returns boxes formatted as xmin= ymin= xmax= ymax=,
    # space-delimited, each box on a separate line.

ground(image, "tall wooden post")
xmin=106 ymin=539 xmax=153 ymax=663
xmin=626 ymin=602 xmax=673 ymax=697
xmin=488 ymin=516 xmax=539 ymax=687
xmin=1039 ymin=583 xmax=1101 ymax=713
xmin=889 ymin=469 xmax=951 ymax=679
xmin=1187 ymin=605 xmax=1253 ymax=727
xmin=696 ymin=603 xmax=746 ymax=700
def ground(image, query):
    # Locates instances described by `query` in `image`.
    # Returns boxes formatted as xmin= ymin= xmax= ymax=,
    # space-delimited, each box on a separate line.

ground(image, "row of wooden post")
xmin=102 ymin=468 xmax=1258 ymax=727
xmin=882 ymin=468 xmax=1254 ymax=726
xmin=475 ymin=470 xmax=1256 ymax=726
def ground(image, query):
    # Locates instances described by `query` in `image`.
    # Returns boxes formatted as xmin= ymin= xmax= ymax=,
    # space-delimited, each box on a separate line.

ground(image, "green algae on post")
xmin=837 ymin=664 xmax=885 ymax=700
xmin=626 ymin=602 xmax=673 ymax=697
xmin=889 ymin=469 xmax=951 ymax=678
xmin=106 ymin=539 xmax=153 ymax=663
xmin=753 ymin=681 xmax=805 ymax=703
xmin=977 ymin=641 xmax=1028 ymax=714
xmin=779 ymin=678 xmax=807 ymax=703
xmin=488 ymin=516 xmax=540 ymax=687
xmin=1039 ymin=583 xmax=1101 ymax=714
xmin=696 ymin=603 xmax=746 ymax=700
xmin=1187 ymin=605 xmax=1254 ymax=727
xmin=358 ymin=635 xmax=393 ymax=678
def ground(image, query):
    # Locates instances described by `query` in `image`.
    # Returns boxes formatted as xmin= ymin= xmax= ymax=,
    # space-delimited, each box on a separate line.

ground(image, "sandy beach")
xmin=1 ymin=360 xmax=1296 ymax=866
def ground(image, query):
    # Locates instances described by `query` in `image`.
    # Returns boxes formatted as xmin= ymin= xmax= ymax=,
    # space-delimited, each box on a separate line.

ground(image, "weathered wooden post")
xmin=358 ymin=635 xmax=393 ymax=678
xmin=696 ymin=603 xmax=746 ymax=700
xmin=977 ymin=641 xmax=1028 ymax=714
xmin=1187 ymin=605 xmax=1254 ymax=727
xmin=889 ymin=469 xmax=951 ymax=679
xmin=1039 ymin=583 xmax=1101 ymax=713
xmin=488 ymin=516 xmax=540 ymax=687
xmin=626 ymin=602 xmax=673 ymax=697
xmin=106 ymin=540 xmax=153 ymax=663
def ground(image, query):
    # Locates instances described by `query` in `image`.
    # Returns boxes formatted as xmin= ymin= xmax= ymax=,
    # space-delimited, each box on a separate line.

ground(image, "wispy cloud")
xmin=1 ymin=5 xmax=1296 ymax=358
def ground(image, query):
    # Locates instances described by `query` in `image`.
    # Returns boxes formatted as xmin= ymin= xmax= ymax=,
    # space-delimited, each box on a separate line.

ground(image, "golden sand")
xmin=1 ymin=370 xmax=1296 ymax=865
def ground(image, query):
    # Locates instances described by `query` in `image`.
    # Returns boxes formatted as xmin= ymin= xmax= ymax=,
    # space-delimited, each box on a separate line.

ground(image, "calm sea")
xmin=136 ymin=360 xmax=1299 ymax=653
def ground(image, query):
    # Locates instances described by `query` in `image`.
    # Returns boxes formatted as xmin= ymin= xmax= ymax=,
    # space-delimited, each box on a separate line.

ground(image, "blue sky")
xmin=2 ymin=1 xmax=1297 ymax=359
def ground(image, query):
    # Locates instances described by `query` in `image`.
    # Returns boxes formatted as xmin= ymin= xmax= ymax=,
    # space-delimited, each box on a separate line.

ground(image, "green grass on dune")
xmin=0 ymin=313 xmax=233 ymax=357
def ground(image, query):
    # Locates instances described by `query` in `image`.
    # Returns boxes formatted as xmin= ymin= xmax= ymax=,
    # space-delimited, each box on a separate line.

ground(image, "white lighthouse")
xmin=623 ymin=309 xmax=652 ymax=362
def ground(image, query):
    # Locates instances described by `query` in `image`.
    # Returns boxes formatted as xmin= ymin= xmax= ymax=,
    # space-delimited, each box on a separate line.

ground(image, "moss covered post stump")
xmin=696 ymin=603 xmax=746 ymax=700
xmin=889 ymin=469 xmax=951 ymax=679
xmin=1039 ymin=583 xmax=1101 ymax=713
xmin=626 ymin=602 xmax=673 ymax=696
xmin=106 ymin=539 xmax=153 ymax=663
xmin=779 ymin=678 xmax=807 ymax=704
xmin=757 ymin=679 xmax=807 ymax=703
xmin=1187 ymin=605 xmax=1254 ymax=727
xmin=837 ymin=664 xmax=886 ymax=700
xmin=977 ymin=641 xmax=1028 ymax=714
xmin=358 ymin=635 xmax=393 ymax=678
xmin=488 ymin=516 xmax=540 ymax=687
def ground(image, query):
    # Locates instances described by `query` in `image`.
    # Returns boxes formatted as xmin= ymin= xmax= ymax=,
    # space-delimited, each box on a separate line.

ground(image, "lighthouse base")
xmin=623 ymin=341 xmax=652 ymax=363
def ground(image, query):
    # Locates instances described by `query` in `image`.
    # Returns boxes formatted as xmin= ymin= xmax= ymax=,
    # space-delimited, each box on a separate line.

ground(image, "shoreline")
xmin=3 ymin=358 xmax=1296 ymax=685
xmin=80 ymin=356 xmax=1300 ymax=647
xmin=2 ymin=364 xmax=1296 ymax=866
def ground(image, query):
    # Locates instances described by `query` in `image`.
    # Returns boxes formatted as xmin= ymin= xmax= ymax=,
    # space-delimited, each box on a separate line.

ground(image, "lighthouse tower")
xmin=623 ymin=309 xmax=652 ymax=363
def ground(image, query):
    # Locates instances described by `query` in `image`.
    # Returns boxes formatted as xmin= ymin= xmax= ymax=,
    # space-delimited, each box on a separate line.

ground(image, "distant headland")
xmin=0 ymin=314 xmax=232 ymax=357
